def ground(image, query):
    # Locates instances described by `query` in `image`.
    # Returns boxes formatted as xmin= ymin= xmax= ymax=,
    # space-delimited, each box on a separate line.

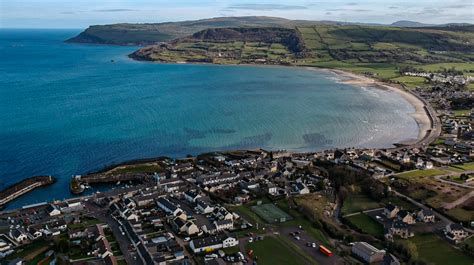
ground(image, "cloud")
xmin=388 ymin=6 xmax=398 ymax=9
xmin=445 ymin=4 xmax=472 ymax=9
xmin=346 ymin=2 xmax=358 ymax=6
xmin=326 ymin=8 xmax=371 ymax=12
xmin=226 ymin=4 xmax=307 ymax=11
xmin=93 ymin=9 xmax=137 ymax=12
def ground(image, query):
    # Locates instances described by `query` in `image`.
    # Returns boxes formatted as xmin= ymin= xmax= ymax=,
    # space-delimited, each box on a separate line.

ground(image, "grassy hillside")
xmin=66 ymin=16 xmax=302 ymax=45
xmin=130 ymin=27 xmax=307 ymax=64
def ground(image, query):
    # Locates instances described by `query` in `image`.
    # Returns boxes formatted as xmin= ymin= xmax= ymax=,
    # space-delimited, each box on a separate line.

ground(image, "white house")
xmin=189 ymin=234 xmax=238 ymax=253
xmin=9 ymin=229 xmax=28 ymax=243
xmin=46 ymin=204 xmax=61 ymax=216
xmin=196 ymin=199 xmax=214 ymax=214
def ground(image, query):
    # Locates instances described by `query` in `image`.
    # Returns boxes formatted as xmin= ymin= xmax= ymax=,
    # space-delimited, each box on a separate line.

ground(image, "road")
xmin=85 ymin=201 xmax=143 ymax=265
xmin=434 ymin=171 xmax=474 ymax=189
xmin=279 ymin=226 xmax=346 ymax=265
xmin=392 ymin=190 xmax=474 ymax=234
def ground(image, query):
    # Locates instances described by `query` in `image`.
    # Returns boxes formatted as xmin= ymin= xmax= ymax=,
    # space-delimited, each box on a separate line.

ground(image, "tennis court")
xmin=251 ymin=203 xmax=292 ymax=223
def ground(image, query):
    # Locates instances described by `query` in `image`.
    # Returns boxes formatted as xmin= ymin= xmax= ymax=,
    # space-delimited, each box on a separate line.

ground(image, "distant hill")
xmin=391 ymin=20 xmax=435 ymax=27
xmin=66 ymin=16 xmax=473 ymax=46
xmin=129 ymin=23 xmax=474 ymax=66
xmin=66 ymin=16 xmax=303 ymax=45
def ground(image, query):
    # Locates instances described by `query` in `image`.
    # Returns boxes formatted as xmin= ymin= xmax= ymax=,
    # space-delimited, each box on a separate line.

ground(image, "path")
xmin=443 ymin=190 xmax=474 ymax=210
xmin=392 ymin=190 xmax=474 ymax=233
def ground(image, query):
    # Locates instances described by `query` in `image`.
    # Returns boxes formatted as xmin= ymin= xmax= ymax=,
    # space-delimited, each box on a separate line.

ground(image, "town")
xmin=1 ymin=31 xmax=474 ymax=265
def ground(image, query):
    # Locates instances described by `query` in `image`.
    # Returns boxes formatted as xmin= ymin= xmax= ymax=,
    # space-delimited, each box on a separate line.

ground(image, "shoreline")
xmin=0 ymin=60 xmax=439 ymax=209
xmin=313 ymin=68 xmax=434 ymax=146
xmin=127 ymin=57 xmax=434 ymax=146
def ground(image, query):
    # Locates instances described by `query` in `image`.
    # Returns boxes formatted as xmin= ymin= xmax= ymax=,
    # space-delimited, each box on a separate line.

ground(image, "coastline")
xmin=315 ymin=68 xmax=434 ymax=146
xmin=127 ymin=57 xmax=434 ymax=146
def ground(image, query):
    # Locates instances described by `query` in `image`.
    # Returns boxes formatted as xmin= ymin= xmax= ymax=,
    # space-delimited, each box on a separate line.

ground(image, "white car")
xmin=248 ymin=237 xmax=253 ymax=243
xmin=184 ymin=237 xmax=191 ymax=242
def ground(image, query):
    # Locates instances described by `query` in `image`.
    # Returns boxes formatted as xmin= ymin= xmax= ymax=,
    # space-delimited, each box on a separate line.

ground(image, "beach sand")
xmin=311 ymin=68 xmax=432 ymax=146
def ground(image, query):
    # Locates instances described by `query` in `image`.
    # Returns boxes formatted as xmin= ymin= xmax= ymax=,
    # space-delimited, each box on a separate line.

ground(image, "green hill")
xmin=66 ymin=16 xmax=302 ymax=45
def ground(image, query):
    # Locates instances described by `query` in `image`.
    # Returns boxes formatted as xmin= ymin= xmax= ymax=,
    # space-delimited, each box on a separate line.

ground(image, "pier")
xmin=0 ymin=176 xmax=56 ymax=208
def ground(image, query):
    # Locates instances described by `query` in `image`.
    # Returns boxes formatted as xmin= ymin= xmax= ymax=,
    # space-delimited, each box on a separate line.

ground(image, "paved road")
xmin=342 ymin=207 xmax=384 ymax=218
xmin=392 ymin=190 xmax=474 ymax=234
xmin=85 ymin=202 xmax=143 ymax=265
xmin=279 ymin=226 xmax=346 ymax=265
xmin=434 ymin=171 xmax=474 ymax=189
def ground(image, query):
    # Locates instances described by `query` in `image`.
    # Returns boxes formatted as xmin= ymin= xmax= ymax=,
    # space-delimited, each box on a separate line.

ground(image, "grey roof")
xmin=449 ymin=223 xmax=464 ymax=231
xmin=397 ymin=210 xmax=410 ymax=218
xmin=392 ymin=220 xmax=408 ymax=229
xmin=215 ymin=219 xmax=232 ymax=226
xmin=191 ymin=233 xmax=236 ymax=249
xmin=156 ymin=197 xmax=178 ymax=212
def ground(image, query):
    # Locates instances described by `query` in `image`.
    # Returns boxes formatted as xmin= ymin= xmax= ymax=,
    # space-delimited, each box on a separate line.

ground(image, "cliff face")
xmin=65 ymin=24 xmax=175 ymax=45
xmin=65 ymin=16 xmax=299 ymax=45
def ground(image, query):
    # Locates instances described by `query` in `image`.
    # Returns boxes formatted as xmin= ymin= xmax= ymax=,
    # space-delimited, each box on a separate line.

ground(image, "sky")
xmin=1 ymin=0 xmax=473 ymax=28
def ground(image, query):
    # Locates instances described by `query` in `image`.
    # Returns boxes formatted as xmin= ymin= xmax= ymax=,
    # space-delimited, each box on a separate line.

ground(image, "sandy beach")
xmin=311 ymin=68 xmax=434 ymax=146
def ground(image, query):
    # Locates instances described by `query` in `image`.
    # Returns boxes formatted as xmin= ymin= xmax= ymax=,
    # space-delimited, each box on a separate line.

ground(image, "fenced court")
xmin=251 ymin=203 xmax=292 ymax=223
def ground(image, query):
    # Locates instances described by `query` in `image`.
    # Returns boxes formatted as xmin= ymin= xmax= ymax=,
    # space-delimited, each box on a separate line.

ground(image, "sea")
xmin=0 ymin=29 xmax=419 ymax=209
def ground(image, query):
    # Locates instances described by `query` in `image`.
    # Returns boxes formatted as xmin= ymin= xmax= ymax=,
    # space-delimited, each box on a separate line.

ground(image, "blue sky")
xmin=1 ymin=0 xmax=473 ymax=28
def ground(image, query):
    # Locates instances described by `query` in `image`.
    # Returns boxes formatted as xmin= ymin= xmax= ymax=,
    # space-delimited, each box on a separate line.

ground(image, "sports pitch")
xmin=251 ymin=203 xmax=293 ymax=223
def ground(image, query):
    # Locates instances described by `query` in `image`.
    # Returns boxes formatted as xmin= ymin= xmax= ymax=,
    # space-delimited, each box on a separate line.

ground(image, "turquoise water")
xmin=0 ymin=29 xmax=418 ymax=209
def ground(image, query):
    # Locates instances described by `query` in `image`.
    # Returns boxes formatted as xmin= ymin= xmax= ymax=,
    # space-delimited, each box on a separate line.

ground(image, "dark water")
xmin=0 ymin=29 xmax=418 ymax=209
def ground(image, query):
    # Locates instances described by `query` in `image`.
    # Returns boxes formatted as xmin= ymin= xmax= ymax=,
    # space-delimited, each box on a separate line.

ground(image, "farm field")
xmin=397 ymin=233 xmax=473 ymax=265
xmin=345 ymin=213 xmax=384 ymax=237
xmin=396 ymin=169 xmax=447 ymax=178
xmin=341 ymin=193 xmax=382 ymax=215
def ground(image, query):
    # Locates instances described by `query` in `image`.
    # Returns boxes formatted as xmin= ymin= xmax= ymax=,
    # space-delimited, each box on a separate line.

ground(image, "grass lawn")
xmin=6 ymin=240 xmax=50 ymax=261
xmin=111 ymin=163 xmax=162 ymax=174
xmin=449 ymin=162 xmax=474 ymax=171
xmin=345 ymin=213 xmax=384 ymax=237
xmin=381 ymin=196 xmax=417 ymax=211
xmin=245 ymin=236 xmax=310 ymax=265
xmin=251 ymin=203 xmax=293 ymax=223
xmin=341 ymin=194 xmax=382 ymax=215
xmin=277 ymin=199 xmax=331 ymax=246
xmin=396 ymin=169 xmax=446 ymax=178
xmin=68 ymin=217 xmax=102 ymax=230
xmin=398 ymin=233 xmax=473 ymax=265
xmin=452 ymin=109 xmax=471 ymax=117
xmin=391 ymin=76 xmax=426 ymax=88
xmin=445 ymin=207 xmax=474 ymax=222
